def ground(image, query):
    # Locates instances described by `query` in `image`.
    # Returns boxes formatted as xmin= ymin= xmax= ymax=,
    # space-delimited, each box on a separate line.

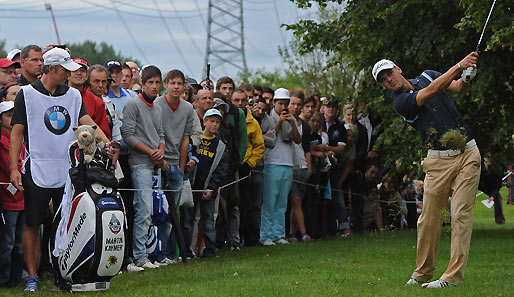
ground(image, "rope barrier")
xmin=5 ymin=169 xmax=512 ymax=205
xmin=251 ymin=169 xmax=421 ymax=204
xmin=503 ymin=171 xmax=513 ymax=181
xmin=0 ymin=171 xmax=418 ymax=204
xmin=0 ymin=174 xmax=252 ymax=194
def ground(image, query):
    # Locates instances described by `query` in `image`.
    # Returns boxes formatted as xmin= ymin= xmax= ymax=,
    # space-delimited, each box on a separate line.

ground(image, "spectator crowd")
xmin=0 ymin=44 xmax=510 ymax=292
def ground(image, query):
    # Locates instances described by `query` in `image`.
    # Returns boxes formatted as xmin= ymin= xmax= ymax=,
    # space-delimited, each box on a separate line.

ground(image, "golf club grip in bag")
xmin=51 ymin=148 xmax=125 ymax=292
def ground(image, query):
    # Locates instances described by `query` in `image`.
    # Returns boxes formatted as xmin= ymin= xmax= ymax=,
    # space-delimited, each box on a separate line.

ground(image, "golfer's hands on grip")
xmin=459 ymin=52 xmax=479 ymax=82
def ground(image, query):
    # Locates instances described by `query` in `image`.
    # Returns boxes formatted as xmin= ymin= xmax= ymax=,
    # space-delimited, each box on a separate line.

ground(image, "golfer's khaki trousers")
xmin=412 ymin=145 xmax=481 ymax=285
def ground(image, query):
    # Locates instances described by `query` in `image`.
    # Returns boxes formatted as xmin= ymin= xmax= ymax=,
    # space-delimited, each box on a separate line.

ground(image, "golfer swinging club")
xmin=372 ymin=51 xmax=481 ymax=288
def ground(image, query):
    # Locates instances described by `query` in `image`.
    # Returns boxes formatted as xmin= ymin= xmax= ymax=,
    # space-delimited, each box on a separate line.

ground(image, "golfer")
xmin=373 ymin=52 xmax=481 ymax=288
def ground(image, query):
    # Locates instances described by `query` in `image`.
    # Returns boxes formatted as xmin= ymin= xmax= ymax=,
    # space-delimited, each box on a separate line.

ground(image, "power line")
xmin=0 ymin=8 xmax=103 ymax=19
xmin=110 ymin=0 xmax=150 ymax=64
xmin=111 ymin=0 xmax=204 ymax=17
xmin=152 ymin=0 xmax=193 ymax=74
xmin=193 ymin=0 xmax=207 ymax=29
xmin=0 ymin=0 xmax=69 ymax=10
xmin=272 ymin=0 xmax=287 ymax=48
xmin=167 ymin=0 xmax=203 ymax=57
xmin=77 ymin=0 xmax=192 ymax=19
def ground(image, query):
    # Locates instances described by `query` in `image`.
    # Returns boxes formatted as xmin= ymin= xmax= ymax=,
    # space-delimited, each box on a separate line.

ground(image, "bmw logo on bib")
xmin=44 ymin=105 xmax=71 ymax=135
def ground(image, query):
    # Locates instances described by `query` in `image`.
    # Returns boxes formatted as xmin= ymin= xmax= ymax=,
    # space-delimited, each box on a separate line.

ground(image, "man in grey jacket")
xmin=121 ymin=65 xmax=165 ymax=269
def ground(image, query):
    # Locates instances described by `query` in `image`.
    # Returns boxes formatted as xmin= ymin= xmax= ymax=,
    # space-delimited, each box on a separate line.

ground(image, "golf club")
xmin=463 ymin=0 xmax=497 ymax=81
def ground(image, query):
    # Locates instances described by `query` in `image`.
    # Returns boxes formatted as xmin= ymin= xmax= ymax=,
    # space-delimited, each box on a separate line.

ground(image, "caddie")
xmin=373 ymin=51 xmax=481 ymax=288
xmin=9 ymin=47 xmax=112 ymax=292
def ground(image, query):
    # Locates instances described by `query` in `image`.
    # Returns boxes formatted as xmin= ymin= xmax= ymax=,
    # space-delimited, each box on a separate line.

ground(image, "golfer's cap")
xmin=105 ymin=60 xmax=122 ymax=70
xmin=0 ymin=101 xmax=14 ymax=114
xmin=43 ymin=48 xmax=81 ymax=71
xmin=213 ymin=99 xmax=229 ymax=113
xmin=203 ymin=108 xmax=223 ymax=120
xmin=0 ymin=58 xmax=20 ymax=69
xmin=186 ymin=77 xmax=201 ymax=88
xmin=273 ymin=88 xmax=290 ymax=100
xmin=6 ymin=49 xmax=21 ymax=61
xmin=372 ymin=59 xmax=396 ymax=81
xmin=73 ymin=58 xmax=88 ymax=69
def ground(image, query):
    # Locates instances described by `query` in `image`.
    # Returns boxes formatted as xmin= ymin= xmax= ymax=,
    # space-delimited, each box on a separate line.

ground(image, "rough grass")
xmin=2 ymin=189 xmax=513 ymax=297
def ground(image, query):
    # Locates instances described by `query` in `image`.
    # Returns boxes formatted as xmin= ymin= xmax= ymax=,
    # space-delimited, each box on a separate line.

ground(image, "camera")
xmin=283 ymin=108 xmax=289 ymax=114
xmin=248 ymin=98 xmax=254 ymax=106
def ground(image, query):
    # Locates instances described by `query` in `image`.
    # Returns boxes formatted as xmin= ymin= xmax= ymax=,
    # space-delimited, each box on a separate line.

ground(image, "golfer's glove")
xmin=462 ymin=67 xmax=477 ymax=83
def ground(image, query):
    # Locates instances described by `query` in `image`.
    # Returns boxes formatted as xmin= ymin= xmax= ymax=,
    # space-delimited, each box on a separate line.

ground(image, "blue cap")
xmin=203 ymin=108 xmax=223 ymax=120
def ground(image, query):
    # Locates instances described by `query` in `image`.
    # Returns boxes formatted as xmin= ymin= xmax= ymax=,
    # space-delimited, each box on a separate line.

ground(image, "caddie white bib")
xmin=23 ymin=85 xmax=82 ymax=188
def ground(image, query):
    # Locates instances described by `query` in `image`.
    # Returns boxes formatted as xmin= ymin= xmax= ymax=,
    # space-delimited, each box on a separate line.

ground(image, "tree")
xmin=286 ymin=0 xmax=514 ymax=168
xmin=67 ymin=40 xmax=141 ymax=66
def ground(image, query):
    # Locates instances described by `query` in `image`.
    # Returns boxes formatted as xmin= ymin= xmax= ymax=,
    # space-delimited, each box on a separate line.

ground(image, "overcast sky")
xmin=0 ymin=0 xmax=319 ymax=81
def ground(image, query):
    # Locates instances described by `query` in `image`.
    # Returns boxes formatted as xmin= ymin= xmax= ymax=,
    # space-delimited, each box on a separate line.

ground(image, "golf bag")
xmin=50 ymin=142 xmax=125 ymax=292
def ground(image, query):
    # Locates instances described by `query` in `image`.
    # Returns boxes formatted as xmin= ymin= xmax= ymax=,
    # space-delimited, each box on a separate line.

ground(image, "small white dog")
xmin=73 ymin=125 xmax=97 ymax=164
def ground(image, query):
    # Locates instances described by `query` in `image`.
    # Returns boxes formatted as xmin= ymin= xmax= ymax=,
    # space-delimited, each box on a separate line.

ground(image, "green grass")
xmin=2 ymin=189 xmax=514 ymax=296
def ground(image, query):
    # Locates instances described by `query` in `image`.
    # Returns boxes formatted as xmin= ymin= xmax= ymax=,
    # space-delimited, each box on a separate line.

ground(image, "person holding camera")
xmin=231 ymin=89 xmax=264 ymax=247
xmin=320 ymin=98 xmax=351 ymax=237
xmin=260 ymin=88 xmax=300 ymax=246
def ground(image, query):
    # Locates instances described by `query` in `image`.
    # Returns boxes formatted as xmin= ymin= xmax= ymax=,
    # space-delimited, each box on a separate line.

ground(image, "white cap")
xmin=6 ymin=49 xmax=21 ymax=61
xmin=372 ymin=59 xmax=396 ymax=81
xmin=0 ymin=101 xmax=14 ymax=114
xmin=43 ymin=48 xmax=81 ymax=71
xmin=273 ymin=88 xmax=290 ymax=100
xmin=203 ymin=108 xmax=223 ymax=120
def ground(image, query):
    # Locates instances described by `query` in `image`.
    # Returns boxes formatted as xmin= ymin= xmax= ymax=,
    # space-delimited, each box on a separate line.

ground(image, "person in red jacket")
xmin=0 ymin=101 xmax=25 ymax=288
xmin=68 ymin=58 xmax=111 ymax=139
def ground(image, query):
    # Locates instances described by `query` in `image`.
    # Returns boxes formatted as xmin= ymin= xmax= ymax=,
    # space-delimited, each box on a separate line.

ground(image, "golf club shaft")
xmin=476 ymin=0 xmax=497 ymax=52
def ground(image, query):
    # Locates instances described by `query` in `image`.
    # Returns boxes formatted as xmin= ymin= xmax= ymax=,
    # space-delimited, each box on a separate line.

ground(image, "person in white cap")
xmin=260 ymin=87 xmax=301 ymax=246
xmin=373 ymin=51 xmax=480 ymax=288
xmin=9 ymin=47 xmax=115 ymax=292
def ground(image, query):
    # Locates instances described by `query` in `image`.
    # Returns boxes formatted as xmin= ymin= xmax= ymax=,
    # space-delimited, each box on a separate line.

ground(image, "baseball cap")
xmin=73 ymin=58 xmax=88 ymax=69
xmin=105 ymin=60 xmax=122 ymax=70
xmin=43 ymin=48 xmax=81 ymax=71
xmin=203 ymin=108 xmax=223 ymax=120
xmin=6 ymin=49 xmax=21 ymax=61
xmin=273 ymin=88 xmax=290 ymax=100
xmin=0 ymin=101 xmax=14 ymax=114
xmin=186 ymin=78 xmax=201 ymax=88
xmin=0 ymin=58 xmax=20 ymax=69
xmin=372 ymin=59 xmax=396 ymax=81
xmin=213 ymin=99 xmax=229 ymax=113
